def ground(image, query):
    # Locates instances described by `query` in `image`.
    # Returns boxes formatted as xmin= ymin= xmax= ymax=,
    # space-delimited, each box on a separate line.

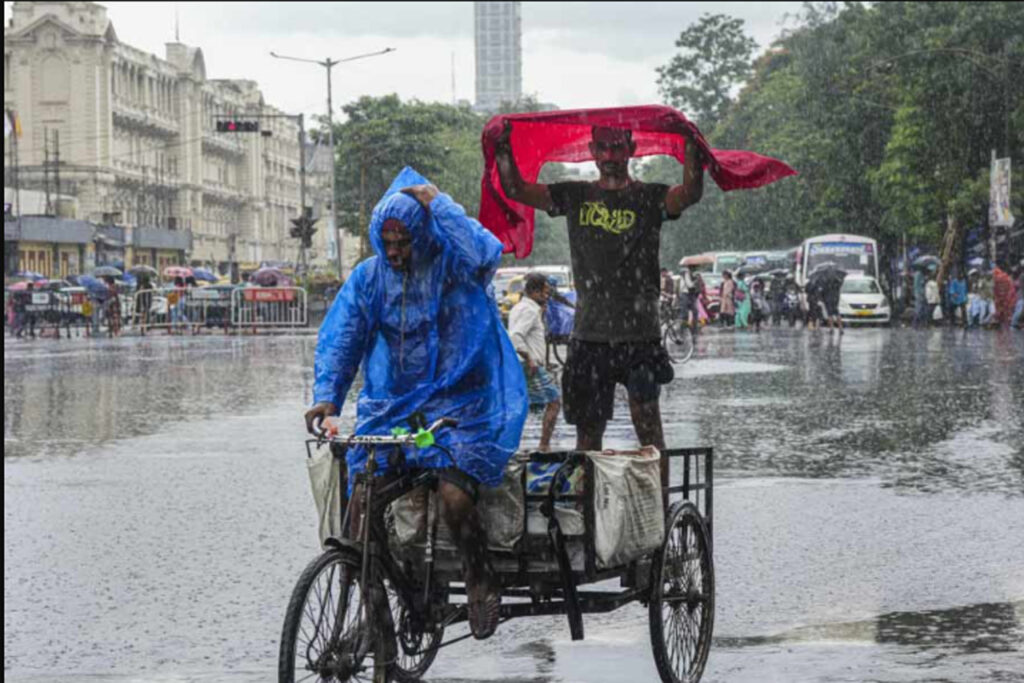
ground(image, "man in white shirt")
xmin=508 ymin=272 xmax=561 ymax=451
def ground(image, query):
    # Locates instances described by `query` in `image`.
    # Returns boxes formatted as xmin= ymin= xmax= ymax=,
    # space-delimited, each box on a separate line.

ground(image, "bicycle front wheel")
xmin=279 ymin=549 xmax=373 ymax=683
xmin=663 ymin=322 xmax=694 ymax=364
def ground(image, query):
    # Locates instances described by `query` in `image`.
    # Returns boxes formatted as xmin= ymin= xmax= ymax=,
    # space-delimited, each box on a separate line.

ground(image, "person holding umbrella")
xmin=821 ymin=265 xmax=847 ymax=334
xmin=129 ymin=265 xmax=158 ymax=335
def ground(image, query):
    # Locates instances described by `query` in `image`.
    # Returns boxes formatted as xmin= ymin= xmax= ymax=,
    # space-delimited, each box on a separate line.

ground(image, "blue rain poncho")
xmin=313 ymin=167 xmax=528 ymax=489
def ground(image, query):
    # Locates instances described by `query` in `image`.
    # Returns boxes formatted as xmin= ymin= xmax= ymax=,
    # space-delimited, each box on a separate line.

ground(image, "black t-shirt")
xmin=549 ymin=181 xmax=675 ymax=342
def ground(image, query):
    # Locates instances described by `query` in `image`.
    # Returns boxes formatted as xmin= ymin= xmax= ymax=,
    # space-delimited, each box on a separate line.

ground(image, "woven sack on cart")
xmin=307 ymin=446 xmax=343 ymax=546
xmin=589 ymin=448 xmax=665 ymax=569
xmin=388 ymin=459 xmax=525 ymax=552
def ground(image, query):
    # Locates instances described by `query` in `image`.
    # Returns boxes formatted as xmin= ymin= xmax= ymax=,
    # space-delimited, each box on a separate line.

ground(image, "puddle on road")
xmin=716 ymin=600 xmax=1024 ymax=654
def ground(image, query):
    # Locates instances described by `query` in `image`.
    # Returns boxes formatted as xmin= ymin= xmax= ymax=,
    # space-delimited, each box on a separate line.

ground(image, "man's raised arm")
xmin=495 ymin=122 xmax=555 ymax=212
xmin=664 ymin=136 xmax=705 ymax=218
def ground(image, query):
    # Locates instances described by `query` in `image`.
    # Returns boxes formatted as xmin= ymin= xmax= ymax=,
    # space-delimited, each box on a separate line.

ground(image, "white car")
xmin=838 ymin=274 xmax=891 ymax=325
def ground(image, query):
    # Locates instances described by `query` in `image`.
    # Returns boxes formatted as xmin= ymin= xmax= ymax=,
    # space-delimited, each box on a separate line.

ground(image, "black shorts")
xmin=824 ymin=298 xmax=840 ymax=317
xmin=562 ymin=339 xmax=674 ymax=426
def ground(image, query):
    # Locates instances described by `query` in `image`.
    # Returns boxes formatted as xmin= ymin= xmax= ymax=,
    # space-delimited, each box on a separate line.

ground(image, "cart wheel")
xmin=386 ymin=578 xmax=443 ymax=682
xmin=649 ymin=502 xmax=714 ymax=683
xmin=279 ymin=549 xmax=377 ymax=682
xmin=663 ymin=321 xmax=694 ymax=364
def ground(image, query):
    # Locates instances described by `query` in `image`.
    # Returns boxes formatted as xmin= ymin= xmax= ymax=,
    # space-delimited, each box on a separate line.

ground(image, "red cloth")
xmin=479 ymin=105 xmax=798 ymax=258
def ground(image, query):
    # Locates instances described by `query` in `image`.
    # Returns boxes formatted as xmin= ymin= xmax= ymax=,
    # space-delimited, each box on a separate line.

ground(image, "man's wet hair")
xmin=524 ymin=272 xmax=549 ymax=295
xmin=591 ymin=126 xmax=633 ymax=144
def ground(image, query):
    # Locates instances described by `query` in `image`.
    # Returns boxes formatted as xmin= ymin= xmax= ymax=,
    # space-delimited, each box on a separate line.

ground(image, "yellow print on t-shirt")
xmin=578 ymin=202 xmax=637 ymax=235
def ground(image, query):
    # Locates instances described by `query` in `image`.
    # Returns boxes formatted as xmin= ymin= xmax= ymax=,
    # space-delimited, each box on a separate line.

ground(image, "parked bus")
xmin=796 ymin=234 xmax=879 ymax=287
xmin=712 ymin=251 xmax=743 ymax=274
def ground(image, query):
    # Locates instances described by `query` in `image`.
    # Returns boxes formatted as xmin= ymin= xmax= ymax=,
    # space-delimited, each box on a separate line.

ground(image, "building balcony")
xmin=112 ymin=99 xmax=179 ymax=137
xmin=201 ymin=132 xmax=247 ymax=157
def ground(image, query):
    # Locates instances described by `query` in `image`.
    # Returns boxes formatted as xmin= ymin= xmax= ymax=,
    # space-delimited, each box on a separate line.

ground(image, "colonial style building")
xmin=3 ymin=1 xmax=336 ymax=278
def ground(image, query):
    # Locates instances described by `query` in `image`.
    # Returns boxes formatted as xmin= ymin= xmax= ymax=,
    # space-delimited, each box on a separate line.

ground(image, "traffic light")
xmin=215 ymin=119 xmax=259 ymax=133
xmin=290 ymin=209 xmax=318 ymax=249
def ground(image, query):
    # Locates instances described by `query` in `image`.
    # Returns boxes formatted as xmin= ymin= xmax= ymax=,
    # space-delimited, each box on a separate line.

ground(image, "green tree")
xmin=656 ymin=13 xmax=758 ymax=132
xmin=326 ymin=95 xmax=484 ymax=261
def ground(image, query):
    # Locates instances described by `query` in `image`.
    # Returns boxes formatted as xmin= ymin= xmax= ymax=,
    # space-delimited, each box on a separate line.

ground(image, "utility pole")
xmin=54 ymin=129 xmax=61 ymax=208
xmin=269 ymin=47 xmax=395 ymax=280
xmin=43 ymin=128 xmax=52 ymax=216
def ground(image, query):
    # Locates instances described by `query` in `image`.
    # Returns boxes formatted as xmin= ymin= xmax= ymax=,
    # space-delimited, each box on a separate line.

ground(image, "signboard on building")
xmin=989 ymin=156 xmax=1014 ymax=228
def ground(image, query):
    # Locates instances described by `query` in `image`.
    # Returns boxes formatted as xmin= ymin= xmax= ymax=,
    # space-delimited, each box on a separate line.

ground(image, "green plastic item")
xmin=413 ymin=428 xmax=435 ymax=449
xmin=390 ymin=426 xmax=410 ymax=437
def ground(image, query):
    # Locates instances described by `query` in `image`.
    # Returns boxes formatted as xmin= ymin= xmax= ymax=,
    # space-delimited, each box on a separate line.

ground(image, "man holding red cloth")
xmin=495 ymin=122 xmax=706 ymax=455
xmin=488 ymin=106 xmax=794 ymax=463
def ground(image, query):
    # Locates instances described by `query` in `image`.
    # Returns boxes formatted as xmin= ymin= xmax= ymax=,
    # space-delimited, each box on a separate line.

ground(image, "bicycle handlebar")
xmin=317 ymin=416 xmax=459 ymax=446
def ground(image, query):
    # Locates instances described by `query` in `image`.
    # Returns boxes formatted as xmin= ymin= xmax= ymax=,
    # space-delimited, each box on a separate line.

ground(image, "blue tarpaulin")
xmin=313 ymin=167 xmax=527 ymax=490
xmin=544 ymin=290 xmax=576 ymax=337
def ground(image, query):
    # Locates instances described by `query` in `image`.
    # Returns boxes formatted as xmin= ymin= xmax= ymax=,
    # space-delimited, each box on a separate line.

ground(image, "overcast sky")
xmin=5 ymin=2 xmax=804 ymax=121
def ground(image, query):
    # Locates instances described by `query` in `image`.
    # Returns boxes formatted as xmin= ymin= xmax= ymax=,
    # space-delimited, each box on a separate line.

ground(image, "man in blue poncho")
xmin=305 ymin=167 xmax=527 ymax=639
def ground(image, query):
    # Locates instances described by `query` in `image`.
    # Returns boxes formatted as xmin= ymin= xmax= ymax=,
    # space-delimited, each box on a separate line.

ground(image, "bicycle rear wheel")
xmin=663 ymin=321 xmax=694 ymax=364
xmin=649 ymin=502 xmax=715 ymax=683
xmin=279 ymin=549 xmax=374 ymax=682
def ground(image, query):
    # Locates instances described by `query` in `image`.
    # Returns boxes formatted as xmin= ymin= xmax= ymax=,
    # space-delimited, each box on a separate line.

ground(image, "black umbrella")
xmin=129 ymin=264 xmax=159 ymax=278
xmin=808 ymin=263 xmax=845 ymax=292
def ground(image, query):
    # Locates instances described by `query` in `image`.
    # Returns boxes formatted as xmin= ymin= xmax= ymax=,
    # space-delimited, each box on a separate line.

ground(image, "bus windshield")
xmin=714 ymin=254 xmax=742 ymax=273
xmin=806 ymin=242 xmax=876 ymax=276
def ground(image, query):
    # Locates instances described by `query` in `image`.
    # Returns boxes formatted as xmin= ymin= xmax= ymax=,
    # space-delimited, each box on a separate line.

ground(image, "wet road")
xmin=5 ymin=328 xmax=1024 ymax=682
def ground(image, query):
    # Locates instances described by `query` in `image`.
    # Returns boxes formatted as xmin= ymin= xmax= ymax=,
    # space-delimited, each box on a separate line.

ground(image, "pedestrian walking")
xmin=104 ymin=276 xmax=121 ymax=337
xmin=168 ymin=276 xmax=188 ymax=335
xmin=925 ymin=273 xmax=940 ymax=327
xmin=734 ymin=273 xmax=751 ymax=329
xmin=12 ymin=283 xmax=35 ymax=339
xmin=912 ymin=267 xmax=928 ymax=328
xmin=135 ymin=274 xmax=153 ymax=335
xmin=946 ymin=269 xmax=968 ymax=328
xmin=509 ymin=272 xmax=561 ymax=452
xmin=720 ymin=270 xmax=736 ymax=327
xmin=1011 ymin=264 xmax=1023 ymax=330
xmin=805 ymin=279 xmax=823 ymax=330
xmin=679 ymin=266 xmax=700 ymax=334
xmin=750 ymin=279 xmax=769 ymax=333
xmin=992 ymin=263 xmax=1016 ymax=330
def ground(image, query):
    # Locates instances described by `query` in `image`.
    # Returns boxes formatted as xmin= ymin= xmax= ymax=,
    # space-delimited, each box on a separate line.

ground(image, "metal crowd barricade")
xmin=231 ymin=286 xmax=307 ymax=329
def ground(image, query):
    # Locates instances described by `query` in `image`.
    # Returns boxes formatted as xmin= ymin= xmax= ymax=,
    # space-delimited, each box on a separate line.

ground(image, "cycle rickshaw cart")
xmin=282 ymin=418 xmax=715 ymax=683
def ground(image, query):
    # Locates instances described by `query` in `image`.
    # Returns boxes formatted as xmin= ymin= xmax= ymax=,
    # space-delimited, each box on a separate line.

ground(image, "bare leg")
xmin=539 ymin=399 xmax=560 ymax=451
xmin=575 ymin=420 xmax=606 ymax=451
xmin=630 ymin=397 xmax=668 ymax=504
xmin=439 ymin=481 xmax=497 ymax=639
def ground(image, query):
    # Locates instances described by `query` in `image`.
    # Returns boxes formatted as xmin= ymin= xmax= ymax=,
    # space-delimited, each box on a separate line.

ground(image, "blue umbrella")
xmin=78 ymin=274 xmax=110 ymax=297
xmin=192 ymin=267 xmax=218 ymax=282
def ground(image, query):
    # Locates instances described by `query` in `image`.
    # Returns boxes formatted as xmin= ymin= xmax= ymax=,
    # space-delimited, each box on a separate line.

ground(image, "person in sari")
xmin=734 ymin=273 xmax=751 ymax=329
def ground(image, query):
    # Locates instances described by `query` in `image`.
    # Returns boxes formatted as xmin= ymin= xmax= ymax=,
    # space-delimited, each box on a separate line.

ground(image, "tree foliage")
xmin=656 ymin=13 xmax=759 ymax=131
xmin=646 ymin=1 xmax=1023 ymax=269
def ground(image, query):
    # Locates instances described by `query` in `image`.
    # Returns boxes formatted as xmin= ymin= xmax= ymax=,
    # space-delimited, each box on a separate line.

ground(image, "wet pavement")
xmin=4 ymin=327 xmax=1024 ymax=682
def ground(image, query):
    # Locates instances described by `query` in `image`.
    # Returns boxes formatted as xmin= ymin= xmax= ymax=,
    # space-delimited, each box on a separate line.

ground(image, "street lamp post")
xmin=270 ymin=47 xmax=395 ymax=280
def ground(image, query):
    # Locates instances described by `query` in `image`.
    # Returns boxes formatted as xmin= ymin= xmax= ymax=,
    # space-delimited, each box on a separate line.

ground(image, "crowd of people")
xmin=911 ymin=263 xmax=1024 ymax=330
xmin=661 ymin=266 xmax=848 ymax=334
xmin=660 ymin=259 xmax=1024 ymax=334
